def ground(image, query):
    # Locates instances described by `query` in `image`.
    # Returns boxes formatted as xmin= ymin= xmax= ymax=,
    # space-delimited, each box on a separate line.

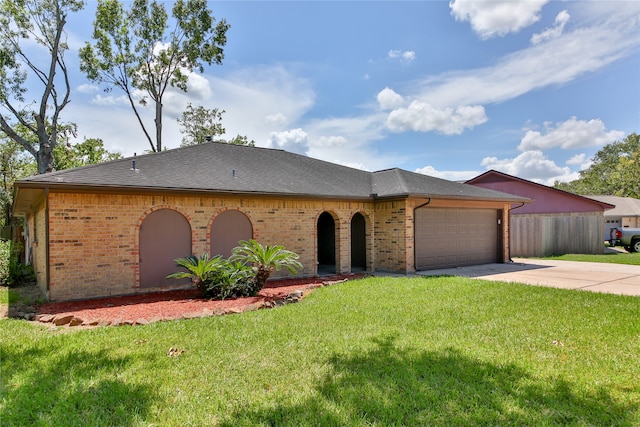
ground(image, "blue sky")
xmin=57 ymin=1 xmax=640 ymax=184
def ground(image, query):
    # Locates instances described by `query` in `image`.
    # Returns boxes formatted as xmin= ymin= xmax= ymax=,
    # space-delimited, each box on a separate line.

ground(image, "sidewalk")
xmin=415 ymin=258 xmax=640 ymax=296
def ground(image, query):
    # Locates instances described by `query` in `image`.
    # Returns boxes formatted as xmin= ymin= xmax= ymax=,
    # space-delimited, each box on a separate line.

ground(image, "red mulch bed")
xmin=35 ymin=274 xmax=364 ymax=327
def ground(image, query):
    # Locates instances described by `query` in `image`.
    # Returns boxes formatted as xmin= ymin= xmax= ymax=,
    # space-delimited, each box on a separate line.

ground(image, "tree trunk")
xmin=155 ymin=101 xmax=163 ymax=152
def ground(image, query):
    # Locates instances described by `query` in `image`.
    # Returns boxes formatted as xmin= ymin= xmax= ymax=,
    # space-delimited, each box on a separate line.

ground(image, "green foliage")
xmin=0 ymin=239 xmax=33 ymax=286
xmin=177 ymin=103 xmax=226 ymax=146
xmin=167 ymin=253 xmax=259 ymax=299
xmin=0 ymin=239 xmax=10 ymax=285
xmin=177 ymin=103 xmax=255 ymax=147
xmin=1 ymin=137 xmax=37 ymax=226
xmin=53 ymin=138 xmax=122 ymax=170
xmin=79 ymin=0 xmax=230 ymax=152
xmin=554 ymin=133 xmax=640 ymax=198
xmin=203 ymin=259 xmax=259 ymax=300
xmin=167 ymin=253 xmax=225 ymax=294
xmin=230 ymin=239 xmax=303 ymax=290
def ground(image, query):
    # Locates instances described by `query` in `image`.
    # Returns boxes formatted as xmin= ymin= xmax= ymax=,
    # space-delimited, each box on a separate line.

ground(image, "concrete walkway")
xmin=415 ymin=258 xmax=640 ymax=296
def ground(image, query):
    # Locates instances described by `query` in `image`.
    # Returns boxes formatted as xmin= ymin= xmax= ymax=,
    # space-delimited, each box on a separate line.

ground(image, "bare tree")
xmin=0 ymin=0 xmax=84 ymax=174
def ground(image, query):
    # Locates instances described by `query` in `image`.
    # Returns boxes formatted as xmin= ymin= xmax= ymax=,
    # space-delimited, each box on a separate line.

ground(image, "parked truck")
xmin=609 ymin=228 xmax=640 ymax=253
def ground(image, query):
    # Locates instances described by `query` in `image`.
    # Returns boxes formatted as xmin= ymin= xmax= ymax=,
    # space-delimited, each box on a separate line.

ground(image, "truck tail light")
xmin=614 ymin=229 xmax=622 ymax=239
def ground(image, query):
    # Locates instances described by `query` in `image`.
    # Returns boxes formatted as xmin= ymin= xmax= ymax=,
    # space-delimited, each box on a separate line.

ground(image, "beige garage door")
xmin=415 ymin=208 xmax=499 ymax=270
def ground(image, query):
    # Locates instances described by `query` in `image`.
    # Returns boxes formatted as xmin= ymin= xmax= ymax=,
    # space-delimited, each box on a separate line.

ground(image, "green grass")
xmin=1 ymin=276 xmax=639 ymax=426
xmin=538 ymin=251 xmax=640 ymax=265
xmin=0 ymin=287 xmax=22 ymax=305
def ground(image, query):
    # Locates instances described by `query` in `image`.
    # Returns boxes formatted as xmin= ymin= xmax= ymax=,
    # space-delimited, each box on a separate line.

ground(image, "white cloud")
xmin=90 ymin=94 xmax=130 ymax=106
xmin=76 ymin=84 xmax=100 ymax=94
xmin=265 ymin=113 xmax=287 ymax=126
xmin=386 ymin=101 xmax=487 ymax=135
xmin=415 ymin=165 xmax=481 ymax=181
xmin=377 ymin=87 xmax=404 ymax=110
xmin=566 ymin=153 xmax=586 ymax=166
xmin=531 ymin=10 xmax=570 ymax=45
xmin=388 ymin=49 xmax=416 ymax=63
xmin=449 ymin=0 xmax=549 ymax=39
xmin=481 ymin=150 xmax=575 ymax=184
xmin=416 ymin=10 xmax=639 ymax=107
xmin=315 ymin=135 xmax=348 ymax=147
xmin=266 ymin=128 xmax=309 ymax=154
xmin=518 ymin=117 xmax=625 ymax=151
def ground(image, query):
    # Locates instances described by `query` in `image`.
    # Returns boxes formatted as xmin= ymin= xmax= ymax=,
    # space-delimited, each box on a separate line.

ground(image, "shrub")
xmin=168 ymin=255 xmax=261 ymax=299
xmin=202 ymin=259 xmax=260 ymax=300
xmin=0 ymin=240 xmax=10 ymax=285
xmin=0 ymin=240 xmax=34 ymax=286
xmin=167 ymin=253 xmax=225 ymax=296
xmin=230 ymin=240 xmax=303 ymax=291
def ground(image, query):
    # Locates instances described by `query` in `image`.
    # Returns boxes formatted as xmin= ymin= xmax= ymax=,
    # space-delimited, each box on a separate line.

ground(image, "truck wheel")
xmin=631 ymin=239 xmax=640 ymax=253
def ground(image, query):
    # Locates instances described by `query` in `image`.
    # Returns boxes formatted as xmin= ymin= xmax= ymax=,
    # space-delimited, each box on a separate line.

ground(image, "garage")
xmin=415 ymin=207 xmax=500 ymax=270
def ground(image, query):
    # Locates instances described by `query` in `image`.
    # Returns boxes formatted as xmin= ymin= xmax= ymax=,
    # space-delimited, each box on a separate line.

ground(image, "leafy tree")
xmin=554 ymin=133 xmax=639 ymax=198
xmin=53 ymin=137 xmax=122 ymax=170
xmin=0 ymin=0 xmax=84 ymax=174
xmin=0 ymin=138 xmax=37 ymax=227
xmin=177 ymin=103 xmax=225 ymax=146
xmin=79 ymin=0 xmax=229 ymax=153
xmin=177 ymin=103 xmax=255 ymax=147
xmin=230 ymin=239 xmax=303 ymax=291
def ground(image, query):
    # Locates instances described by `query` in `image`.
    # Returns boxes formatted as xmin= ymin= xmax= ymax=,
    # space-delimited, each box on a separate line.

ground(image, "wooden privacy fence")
xmin=510 ymin=212 xmax=605 ymax=257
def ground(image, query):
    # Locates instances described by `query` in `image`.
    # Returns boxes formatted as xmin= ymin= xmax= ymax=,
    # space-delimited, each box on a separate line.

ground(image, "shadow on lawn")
xmin=223 ymin=336 xmax=636 ymax=426
xmin=0 ymin=343 xmax=153 ymax=426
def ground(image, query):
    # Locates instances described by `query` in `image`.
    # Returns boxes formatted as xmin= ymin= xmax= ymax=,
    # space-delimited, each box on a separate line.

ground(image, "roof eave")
xmin=13 ymin=181 xmax=374 ymax=201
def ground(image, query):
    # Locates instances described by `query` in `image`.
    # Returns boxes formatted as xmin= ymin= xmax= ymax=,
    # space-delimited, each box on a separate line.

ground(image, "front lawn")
xmin=538 ymin=251 xmax=640 ymax=265
xmin=1 ymin=276 xmax=639 ymax=426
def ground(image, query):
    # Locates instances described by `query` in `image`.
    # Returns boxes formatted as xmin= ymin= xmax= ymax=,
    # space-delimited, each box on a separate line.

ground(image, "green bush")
xmin=202 ymin=259 xmax=260 ymax=300
xmin=168 ymin=255 xmax=260 ymax=300
xmin=0 ymin=240 xmax=34 ymax=286
xmin=0 ymin=240 xmax=10 ymax=285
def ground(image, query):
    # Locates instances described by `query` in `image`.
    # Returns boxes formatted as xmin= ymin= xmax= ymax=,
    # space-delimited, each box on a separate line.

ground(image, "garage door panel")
xmin=415 ymin=208 xmax=499 ymax=270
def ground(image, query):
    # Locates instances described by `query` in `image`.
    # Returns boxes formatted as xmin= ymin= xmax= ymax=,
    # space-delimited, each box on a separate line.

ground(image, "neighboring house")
xmin=584 ymin=195 xmax=640 ymax=240
xmin=13 ymin=143 xmax=527 ymax=302
xmin=466 ymin=170 xmax=614 ymax=257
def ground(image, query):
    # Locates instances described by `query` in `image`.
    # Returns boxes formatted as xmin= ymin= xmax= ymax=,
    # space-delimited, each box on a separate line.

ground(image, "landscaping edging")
xmin=33 ymin=277 xmax=357 ymax=327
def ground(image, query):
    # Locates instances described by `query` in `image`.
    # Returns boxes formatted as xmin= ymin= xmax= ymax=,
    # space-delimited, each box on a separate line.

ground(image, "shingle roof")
xmin=585 ymin=195 xmax=640 ymax=217
xmin=15 ymin=142 xmax=528 ymax=202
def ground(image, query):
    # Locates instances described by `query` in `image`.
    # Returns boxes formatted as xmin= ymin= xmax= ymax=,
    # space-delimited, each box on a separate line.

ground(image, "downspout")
xmin=45 ymin=187 xmax=50 ymax=294
xmin=507 ymin=202 xmax=526 ymax=262
xmin=413 ymin=198 xmax=431 ymax=271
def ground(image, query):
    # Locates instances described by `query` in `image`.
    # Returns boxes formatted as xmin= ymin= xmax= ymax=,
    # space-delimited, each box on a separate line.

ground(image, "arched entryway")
xmin=351 ymin=212 xmax=367 ymax=271
xmin=139 ymin=209 xmax=191 ymax=288
xmin=317 ymin=211 xmax=336 ymax=275
xmin=210 ymin=209 xmax=253 ymax=258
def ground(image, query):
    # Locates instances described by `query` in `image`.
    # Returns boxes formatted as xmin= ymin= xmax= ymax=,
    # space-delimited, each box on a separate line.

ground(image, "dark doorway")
xmin=317 ymin=211 xmax=336 ymax=275
xmin=139 ymin=209 xmax=191 ymax=288
xmin=351 ymin=212 xmax=366 ymax=271
xmin=210 ymin=210 xmax=253 ymax=258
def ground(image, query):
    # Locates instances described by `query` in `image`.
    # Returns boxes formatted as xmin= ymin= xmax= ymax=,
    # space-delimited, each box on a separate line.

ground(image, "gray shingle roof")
xmin=16 ymin=142 xmax=528 ymax=202
xmin=585 ymin=195 xmax=640 ymax=217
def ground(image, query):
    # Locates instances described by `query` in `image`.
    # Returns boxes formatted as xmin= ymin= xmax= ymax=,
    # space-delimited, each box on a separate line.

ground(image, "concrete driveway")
xmin=415 ymin=258 xmax=640 ymax=296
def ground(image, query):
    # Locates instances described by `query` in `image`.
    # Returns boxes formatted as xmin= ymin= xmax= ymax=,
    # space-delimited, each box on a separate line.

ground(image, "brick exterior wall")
xmin=41 ymin=190 xmax=377 ymax=301
xmin=24 ymin=190 xmax=512 ymax=301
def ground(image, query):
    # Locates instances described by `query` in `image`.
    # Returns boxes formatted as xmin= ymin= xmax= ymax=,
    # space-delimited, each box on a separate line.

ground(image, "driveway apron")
xmin=416 ymin=258 xmax=640 ymax=296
